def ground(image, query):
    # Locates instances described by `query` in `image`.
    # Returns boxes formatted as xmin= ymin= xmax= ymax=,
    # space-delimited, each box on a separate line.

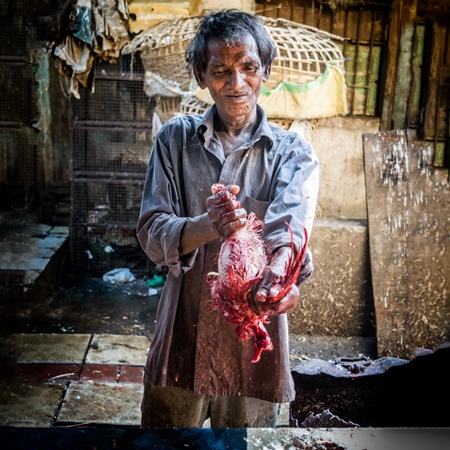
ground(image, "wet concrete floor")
xmin=0 ymin=276 xmax=160 ymax=337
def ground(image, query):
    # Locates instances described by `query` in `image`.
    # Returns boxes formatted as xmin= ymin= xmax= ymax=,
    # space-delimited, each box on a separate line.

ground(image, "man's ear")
xmin=194 ymin=69 xmax=207 ymax=89
xmin=263 ymin=64 xmax=271 ymax=83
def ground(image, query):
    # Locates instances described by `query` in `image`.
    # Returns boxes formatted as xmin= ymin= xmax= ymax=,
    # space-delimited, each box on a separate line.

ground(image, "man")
xmin=137 ymin=9 xmax=319 ymax=428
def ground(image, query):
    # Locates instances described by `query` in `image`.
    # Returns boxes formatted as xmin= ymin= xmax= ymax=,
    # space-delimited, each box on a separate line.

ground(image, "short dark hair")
xmin=186 ymin=9 xmax=276 ymax=75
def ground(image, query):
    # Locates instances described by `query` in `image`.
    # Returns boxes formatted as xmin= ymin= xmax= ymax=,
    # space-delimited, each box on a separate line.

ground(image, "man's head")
xmin=186 ymin=10 xmax=275 ymax=77
xmin=186 ymin=10 xmax=276 ymax=123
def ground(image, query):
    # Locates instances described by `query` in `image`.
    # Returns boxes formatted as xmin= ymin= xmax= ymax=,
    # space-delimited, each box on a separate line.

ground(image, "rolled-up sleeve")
xmin=264 ymin=137 xmax=319 ymax=252
xmin=263 ymin=133 xmax=319 ymax=273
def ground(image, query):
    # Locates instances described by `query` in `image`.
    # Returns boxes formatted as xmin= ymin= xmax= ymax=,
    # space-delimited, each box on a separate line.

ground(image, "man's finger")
xmin=226 ymin=185 xmax=240 ymax=195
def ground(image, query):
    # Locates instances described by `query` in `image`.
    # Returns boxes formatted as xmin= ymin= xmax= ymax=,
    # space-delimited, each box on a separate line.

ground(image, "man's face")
xmin=195 ymin=34 xmax=270 ymax=122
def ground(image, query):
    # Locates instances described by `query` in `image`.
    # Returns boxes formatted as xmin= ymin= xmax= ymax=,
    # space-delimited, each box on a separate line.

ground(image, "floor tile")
xmin=14 ymin=364 xmax=80 ymax=382
xmin=2 ymin=334 xmax=92 ymax=364
xmin=56 ymin=381 xmax=143 ymax=426
xmin=85 ymin=334 xmax=149 ymax=366
xmin=80 ymin=364 xmax=119 ymax=382
xmin=0 ymin=380 xmax=66 ymax=428
xmin=277 ymin=403 xmax=290 ymax=427
xmin=119 ymin=365 xmax=144 ymax=383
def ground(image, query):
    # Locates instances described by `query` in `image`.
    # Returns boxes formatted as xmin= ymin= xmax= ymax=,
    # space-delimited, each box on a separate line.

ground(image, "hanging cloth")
xmin=258 ymin=65 xmax=347 ymax=120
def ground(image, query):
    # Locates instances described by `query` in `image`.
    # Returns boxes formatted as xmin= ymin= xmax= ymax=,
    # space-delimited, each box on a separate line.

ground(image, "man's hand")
xmin=206 ymin=184 xmax=247 ymax=238
xmin=249 ymin=246 xmax=299 ymax=316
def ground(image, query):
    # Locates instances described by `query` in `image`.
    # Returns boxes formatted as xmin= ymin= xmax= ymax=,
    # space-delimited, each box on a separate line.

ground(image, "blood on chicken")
xmin=206 ymin=184 xmax=308 ymax=363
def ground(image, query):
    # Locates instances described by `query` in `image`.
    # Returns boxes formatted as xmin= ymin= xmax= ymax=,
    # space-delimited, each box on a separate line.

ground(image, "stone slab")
xmin=0 ymin=380 xmax=65 ymax=428
xmin=311 ymin=116 xmax=380 ymax=219
xmin=363 ymin=131 xmax=450 ymax=358
xmin=50 ymin=226 xmax=69 ymax=236
xmin=38 ymin=235 xmax=67 ymax=251
xmin=56 ymin=381 xmax=143 ymax=426
xmin=0 ymin=221 xmax=68 ymax=272
xmin=29 ymin=257 xmax=51 ymax=272
xmin=2 ymin=333 xmax=91 ymax=364
xmin=85 ymin=334 xmax=149 ymax=366
xmin=289 ymin=218 xmax=375 ymax=337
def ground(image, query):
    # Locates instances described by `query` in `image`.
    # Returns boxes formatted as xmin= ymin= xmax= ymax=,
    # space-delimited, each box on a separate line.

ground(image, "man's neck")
xmin=214 ymin=109 xmax=259 ymax=156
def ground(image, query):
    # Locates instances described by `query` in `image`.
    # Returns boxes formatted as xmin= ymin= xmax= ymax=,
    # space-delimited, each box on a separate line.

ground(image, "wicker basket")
xmin=122 ymin=15 xmax=345 ymax=94
xmin=122 ymin=17 xmax=200 ymax=91
xmin=179 ymin=95 xmax=209 ymax=116
xmin=155 ymin=96 xmax=182 ymax=123
xmin=268 ymin=118 xmax=294 ymax=130
xmin=265 ymin=18 xmax=346 ymax=89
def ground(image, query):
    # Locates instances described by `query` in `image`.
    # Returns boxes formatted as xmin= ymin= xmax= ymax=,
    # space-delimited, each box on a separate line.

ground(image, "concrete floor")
xmin=0 ymin=274 xmax=378 ymax=430
xmin=0 ymin=212 xmax=377 ymax=431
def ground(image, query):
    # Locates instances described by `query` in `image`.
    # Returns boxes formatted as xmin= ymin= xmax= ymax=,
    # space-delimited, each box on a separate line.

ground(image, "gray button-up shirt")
xmin=137 ymin=105 xmax=319 ymax=403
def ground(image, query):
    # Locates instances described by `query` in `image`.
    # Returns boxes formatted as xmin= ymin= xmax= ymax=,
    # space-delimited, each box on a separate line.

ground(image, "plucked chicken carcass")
xmin=206 ymin=184 xmax=308 ymax=363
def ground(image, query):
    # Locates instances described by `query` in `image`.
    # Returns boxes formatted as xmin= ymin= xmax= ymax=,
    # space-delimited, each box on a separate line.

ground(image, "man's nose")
xmin=227 ymin=70 xmax=245 ymax=90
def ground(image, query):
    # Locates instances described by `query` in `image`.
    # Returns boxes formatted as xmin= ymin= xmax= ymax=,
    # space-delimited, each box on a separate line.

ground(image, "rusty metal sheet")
xmin=363 ymin=130 xmax=450 ymax=358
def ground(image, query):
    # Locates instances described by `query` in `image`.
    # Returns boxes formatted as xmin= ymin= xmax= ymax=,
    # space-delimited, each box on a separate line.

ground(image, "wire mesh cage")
xmin=71 ymin=179 xmax=146 ymax=272
xmin=72 ymin=128 xmax=152 ymax=174
xmin=0 ymin=65 xmax=40 ymax=209
xmin=71 ymin=79 xmax=153 ymax=123
xmin=70 ymin=223 xmax=147 ymax=274
xmin=72 ymin=180 xmax=145 ymax=227
xmin=70 ymin=54 xmax=153 ymax=273
xmin=0 ymin=64 xmax=37 ymax=125
xmin=0 ymin=1 xmax=50 ymax=216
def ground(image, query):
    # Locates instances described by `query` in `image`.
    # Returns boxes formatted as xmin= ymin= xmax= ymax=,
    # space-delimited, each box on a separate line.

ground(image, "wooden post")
xmin=380 ymin=0 xmax=403 ymax=131
xmin=391 ymin=0 xmax=418 ymax=130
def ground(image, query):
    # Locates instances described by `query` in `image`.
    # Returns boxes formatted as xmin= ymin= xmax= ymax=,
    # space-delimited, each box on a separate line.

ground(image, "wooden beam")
xmin=380 ymin=0 xmax=403 ymax=131
xmin=391 ymin=0 xmax=418 ymax=130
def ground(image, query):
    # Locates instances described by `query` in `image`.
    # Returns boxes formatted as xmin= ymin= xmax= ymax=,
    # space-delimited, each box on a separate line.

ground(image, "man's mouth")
xmin=225 ymin=93 xmax=249 ymax=100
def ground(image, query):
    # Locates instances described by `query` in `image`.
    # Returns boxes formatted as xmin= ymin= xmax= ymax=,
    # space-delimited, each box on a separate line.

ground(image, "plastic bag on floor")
xmin=103 ymin=268 xmax=136 ymax=284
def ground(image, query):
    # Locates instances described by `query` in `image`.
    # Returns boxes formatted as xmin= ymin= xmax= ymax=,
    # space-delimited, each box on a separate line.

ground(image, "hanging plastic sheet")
xmin=71 ymin=0 xmax=94 ymax=45
xmin=51 ymin=0 xmax=130 ymax=99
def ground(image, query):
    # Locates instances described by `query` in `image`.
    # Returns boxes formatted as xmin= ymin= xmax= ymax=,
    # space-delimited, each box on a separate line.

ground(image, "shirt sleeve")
xmin=136 ymin=122 xmax=197 ymax=278
xmin=263 ymin=133 xmax=320 ymax=261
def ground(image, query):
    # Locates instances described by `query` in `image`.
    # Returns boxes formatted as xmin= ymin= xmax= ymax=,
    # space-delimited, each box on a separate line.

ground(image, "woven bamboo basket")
xmin=122 ymin=17 xmax=200 ymax=91
xmin=179 ymin=95 xmax=209 ymax=116
xmin=265 ymin=18 xmax=346 ymax=90
xmin=122 ymin=16 xmax=345 ymax=94
xmin=155 ymin=96 xmax=182 ymax=123
xmin=268 ymin=118 xmax=294 ymax=130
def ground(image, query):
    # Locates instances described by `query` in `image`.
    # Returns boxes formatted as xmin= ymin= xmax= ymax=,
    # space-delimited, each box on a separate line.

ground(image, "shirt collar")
xmin=196 ymin=104 xmax=274 ymax=151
